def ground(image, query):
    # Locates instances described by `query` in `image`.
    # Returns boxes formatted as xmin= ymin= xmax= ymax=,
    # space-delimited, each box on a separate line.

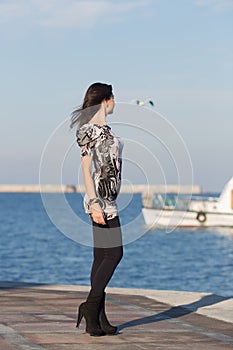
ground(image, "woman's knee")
xmin=110 ymin=246 xmax=123 ymax=265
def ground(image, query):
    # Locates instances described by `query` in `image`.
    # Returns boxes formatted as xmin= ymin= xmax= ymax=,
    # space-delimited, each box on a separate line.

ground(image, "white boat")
xmin=142 ymin=176 xmax=233 ymax=228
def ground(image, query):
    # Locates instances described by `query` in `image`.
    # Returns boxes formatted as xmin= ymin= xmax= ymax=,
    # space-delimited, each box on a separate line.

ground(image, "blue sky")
xmin=0 ymin=0 xmax=233 ymax=191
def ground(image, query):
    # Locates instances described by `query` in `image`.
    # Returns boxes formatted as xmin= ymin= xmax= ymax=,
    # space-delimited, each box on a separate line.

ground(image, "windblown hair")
xmin=70 ymin=82 xmax=113 ymax=129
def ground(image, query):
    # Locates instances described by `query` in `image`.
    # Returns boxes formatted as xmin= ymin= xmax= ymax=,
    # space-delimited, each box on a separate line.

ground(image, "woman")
xmin=71 ymin=82 xmax=124 ymax=336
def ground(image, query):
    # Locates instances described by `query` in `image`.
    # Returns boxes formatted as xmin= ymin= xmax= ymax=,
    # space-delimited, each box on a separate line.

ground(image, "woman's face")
xmin=106 ymin=95 xmax=115 ymax=115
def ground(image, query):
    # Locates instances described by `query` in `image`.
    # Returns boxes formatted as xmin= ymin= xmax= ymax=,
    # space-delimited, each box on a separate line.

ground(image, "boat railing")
xmin=188 ymin=195 xmax=218 ymax=202
xmin=143 ymin=193 xmax=219 ymax=210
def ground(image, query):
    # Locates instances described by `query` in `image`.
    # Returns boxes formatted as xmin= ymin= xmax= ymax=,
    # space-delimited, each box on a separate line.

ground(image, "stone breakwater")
xmin=0 ymin=184 xmax=201 ymax=194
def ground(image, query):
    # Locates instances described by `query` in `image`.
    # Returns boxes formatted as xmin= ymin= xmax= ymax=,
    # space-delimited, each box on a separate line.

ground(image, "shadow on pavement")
xmin=118 ymin=294 xmax=231 ymax=330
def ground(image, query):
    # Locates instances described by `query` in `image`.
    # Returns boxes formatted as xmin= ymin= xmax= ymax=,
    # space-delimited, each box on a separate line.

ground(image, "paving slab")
xmin=0 ymin=282 xmax=232 ymax=350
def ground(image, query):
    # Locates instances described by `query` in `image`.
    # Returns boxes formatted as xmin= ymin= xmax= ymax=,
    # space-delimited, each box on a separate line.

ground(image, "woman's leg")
xmin=77 ymin=216 xmax=123 ymax=335
xmin=90 ymin=247 xmax=104 ymax=286
xmin=88 ymin=215 xmax=123 ymax=298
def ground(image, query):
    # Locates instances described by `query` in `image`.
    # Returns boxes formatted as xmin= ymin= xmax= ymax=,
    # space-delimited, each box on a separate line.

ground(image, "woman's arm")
xmin=82 ymin=155 xmax=106 ymax=225
xmin=81 ymin=155 xmax=96 ymax=200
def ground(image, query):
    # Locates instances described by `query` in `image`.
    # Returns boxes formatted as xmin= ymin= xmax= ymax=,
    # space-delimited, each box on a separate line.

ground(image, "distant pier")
xmin=0 ymin=184 xmax=202 ymax=194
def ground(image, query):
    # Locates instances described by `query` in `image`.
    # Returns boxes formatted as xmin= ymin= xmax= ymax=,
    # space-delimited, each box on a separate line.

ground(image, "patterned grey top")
xmin=76 ymin=123 xmax=124 ymax=220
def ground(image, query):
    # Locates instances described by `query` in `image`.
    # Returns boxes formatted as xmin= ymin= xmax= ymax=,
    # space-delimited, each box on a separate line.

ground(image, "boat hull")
xmin=142 ymin=207 xmax=233 ymax=228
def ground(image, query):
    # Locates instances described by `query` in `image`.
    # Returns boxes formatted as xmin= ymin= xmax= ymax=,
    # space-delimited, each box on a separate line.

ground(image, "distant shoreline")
xmin=0 ymin=184 xmax=202 ymax=194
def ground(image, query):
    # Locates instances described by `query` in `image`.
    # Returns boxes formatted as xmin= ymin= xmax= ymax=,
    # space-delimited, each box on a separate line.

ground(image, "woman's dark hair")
xmin=70 ymin=82 xmax=113 ymax=129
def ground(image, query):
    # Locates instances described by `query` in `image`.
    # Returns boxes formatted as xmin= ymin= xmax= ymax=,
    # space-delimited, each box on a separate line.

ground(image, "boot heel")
xmin=76 ymin=304 xmax=84 ymax=328
xmin=76 ymin=297 xmax=105 ymax=336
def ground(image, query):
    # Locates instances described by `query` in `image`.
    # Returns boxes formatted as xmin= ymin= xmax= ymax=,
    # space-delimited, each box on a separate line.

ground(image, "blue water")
xmin=0 ymin=193 xmax=233 ymax=297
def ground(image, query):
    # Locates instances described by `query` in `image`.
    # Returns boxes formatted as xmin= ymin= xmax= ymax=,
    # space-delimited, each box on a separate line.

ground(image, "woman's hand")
xmin=91 ymin=202 xmax=106 ymax=225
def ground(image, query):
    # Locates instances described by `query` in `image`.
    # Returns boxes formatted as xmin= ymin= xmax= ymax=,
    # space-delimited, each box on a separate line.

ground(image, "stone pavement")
xmin=0 ymin=282 xmax=232 ymax=350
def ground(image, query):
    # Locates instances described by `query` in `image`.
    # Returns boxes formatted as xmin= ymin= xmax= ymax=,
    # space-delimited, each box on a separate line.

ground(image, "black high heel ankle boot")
xmin=99 ymin=292 xmax=117 ymax=335
xmin=76 ymin=297 xmax=105 ymax=337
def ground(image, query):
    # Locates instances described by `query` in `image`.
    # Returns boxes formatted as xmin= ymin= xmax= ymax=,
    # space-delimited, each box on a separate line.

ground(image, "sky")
xmin=0 ymin=0 xmax=233 ymax=191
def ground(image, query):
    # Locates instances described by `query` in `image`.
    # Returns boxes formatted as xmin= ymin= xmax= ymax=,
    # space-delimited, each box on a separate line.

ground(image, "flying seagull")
xmin=132 ymin=99 xmax=155 ymax=107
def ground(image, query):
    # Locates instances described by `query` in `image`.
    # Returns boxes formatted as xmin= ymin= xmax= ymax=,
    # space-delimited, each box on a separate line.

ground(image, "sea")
xmin=0 ymin=193 xmax=233 ymax=297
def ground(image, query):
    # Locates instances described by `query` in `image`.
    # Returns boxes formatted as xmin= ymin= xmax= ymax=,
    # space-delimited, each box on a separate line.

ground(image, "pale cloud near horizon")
xmin=194 ymin=0 xmax=233 ymax=12
xmin=0 ymin=0 xmax=150 ymax=29
xmin=1 ymin=0 xmax=231 ymax=30
xmin=0 ymin=3 xmax=29 ymax=19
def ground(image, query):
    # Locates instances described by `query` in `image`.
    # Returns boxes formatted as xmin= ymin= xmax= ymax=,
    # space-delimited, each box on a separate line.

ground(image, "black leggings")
xmin=88 ymin=216 xmax=123 ymax=299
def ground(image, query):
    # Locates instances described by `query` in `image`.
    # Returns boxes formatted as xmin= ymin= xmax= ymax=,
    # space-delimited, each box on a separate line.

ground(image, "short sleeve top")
xmin=76 ymin=123 xmax=124 ymax=220
xmin=77 ymin=123 xmax=104 ymax=157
